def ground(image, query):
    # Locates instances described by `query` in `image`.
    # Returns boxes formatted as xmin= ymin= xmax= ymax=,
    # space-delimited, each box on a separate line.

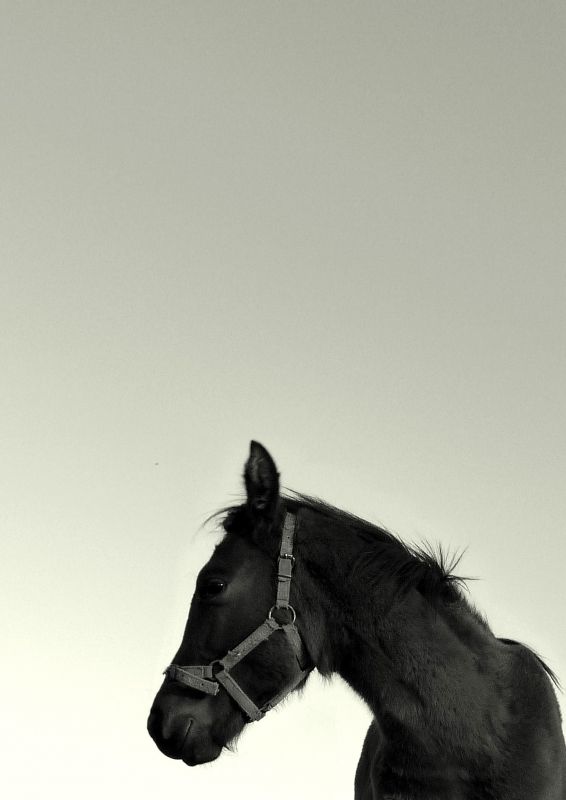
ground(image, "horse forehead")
xmin=202 ymin=533 xmax=263 ymax=576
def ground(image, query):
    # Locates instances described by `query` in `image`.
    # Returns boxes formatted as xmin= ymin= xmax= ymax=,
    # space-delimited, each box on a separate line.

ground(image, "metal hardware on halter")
xmin=268 ymin=604 xmax=297 ymax=624
xmin=164 ymin=511 xmax=313 ymax=721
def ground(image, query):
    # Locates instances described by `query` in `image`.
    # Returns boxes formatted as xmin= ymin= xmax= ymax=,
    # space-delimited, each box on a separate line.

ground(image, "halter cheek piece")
xmin=164 ymin=513 xmax=313 ymax=722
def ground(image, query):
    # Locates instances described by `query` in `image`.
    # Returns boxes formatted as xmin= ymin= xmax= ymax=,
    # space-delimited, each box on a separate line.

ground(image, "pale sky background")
xmin=2 ymin=2 xmax=565 ymax=798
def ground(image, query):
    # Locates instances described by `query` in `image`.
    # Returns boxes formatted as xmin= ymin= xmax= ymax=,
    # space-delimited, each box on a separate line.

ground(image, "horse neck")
xmin=295 ymin=511 xmax=507 ymax=767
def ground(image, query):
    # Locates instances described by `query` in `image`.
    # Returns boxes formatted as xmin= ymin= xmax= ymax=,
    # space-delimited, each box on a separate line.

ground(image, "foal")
xmin=148 ymin=442 xmax=566 ymax=798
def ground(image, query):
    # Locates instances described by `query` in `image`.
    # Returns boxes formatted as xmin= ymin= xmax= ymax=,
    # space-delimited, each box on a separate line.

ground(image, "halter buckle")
xmin=278 ymin=553 xmax=295 ymax=579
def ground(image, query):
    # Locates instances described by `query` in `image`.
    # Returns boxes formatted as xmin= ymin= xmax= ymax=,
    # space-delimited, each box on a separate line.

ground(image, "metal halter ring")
xmin=268 ymin=604 xmax=297 ymax=625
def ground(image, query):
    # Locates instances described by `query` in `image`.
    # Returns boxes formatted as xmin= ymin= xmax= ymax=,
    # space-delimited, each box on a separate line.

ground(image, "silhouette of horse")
xmin=148 ymin=442 xmax=566 ymax=798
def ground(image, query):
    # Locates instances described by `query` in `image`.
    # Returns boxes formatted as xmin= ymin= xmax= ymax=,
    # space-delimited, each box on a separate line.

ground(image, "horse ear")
xmin=244 ymin=441 xmax=280 ymax=517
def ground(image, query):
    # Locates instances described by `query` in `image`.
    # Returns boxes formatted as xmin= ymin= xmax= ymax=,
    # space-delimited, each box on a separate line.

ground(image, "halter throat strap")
xmin=164 ymin=511 xmax=313 ymax=721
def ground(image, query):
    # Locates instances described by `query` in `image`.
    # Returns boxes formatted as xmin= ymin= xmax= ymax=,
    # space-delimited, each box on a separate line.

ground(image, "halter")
xmin=164 ymin=512 xmax=313 ymax=722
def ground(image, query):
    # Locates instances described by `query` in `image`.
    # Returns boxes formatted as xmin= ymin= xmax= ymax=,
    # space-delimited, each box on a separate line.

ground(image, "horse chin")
xmin=181 ymin=736 xmax=223 ymax=767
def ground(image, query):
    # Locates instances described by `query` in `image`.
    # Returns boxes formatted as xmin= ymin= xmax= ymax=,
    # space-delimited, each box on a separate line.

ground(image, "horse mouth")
xmin=181 ymin=722 xmax=223 ymax=766
xmin=181 ymin=748 xmax=221 ymax=767
xmin=182 ymin=717 xmax=194 ymax=745
xmin=181 ymin=741 xmax=223 ymax=766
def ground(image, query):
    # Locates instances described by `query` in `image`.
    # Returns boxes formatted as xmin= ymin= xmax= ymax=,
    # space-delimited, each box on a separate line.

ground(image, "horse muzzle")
xmin=148 ymin=693 xmax=223 ymax=766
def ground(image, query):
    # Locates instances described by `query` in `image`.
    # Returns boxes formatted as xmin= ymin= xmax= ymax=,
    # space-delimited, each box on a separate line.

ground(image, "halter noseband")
xmin=164 ymin=512 xmax=313 ymax=722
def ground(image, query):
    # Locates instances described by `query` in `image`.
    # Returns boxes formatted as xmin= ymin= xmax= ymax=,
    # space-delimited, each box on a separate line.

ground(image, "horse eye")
xmin=199 ymin=579 xmax=227 ymax=599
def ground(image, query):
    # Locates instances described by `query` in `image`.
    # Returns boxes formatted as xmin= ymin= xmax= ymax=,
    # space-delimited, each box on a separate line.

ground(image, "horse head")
xmin=147 ymin=442 xmax=313 ymax=765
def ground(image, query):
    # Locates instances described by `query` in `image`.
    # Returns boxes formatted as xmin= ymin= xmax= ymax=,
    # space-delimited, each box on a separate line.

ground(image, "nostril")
xmin=182 ymin=717 xmax=194 ymax=747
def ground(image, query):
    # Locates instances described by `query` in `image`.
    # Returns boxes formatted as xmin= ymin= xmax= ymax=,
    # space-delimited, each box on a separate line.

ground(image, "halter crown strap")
xmin=275 ymin=512 xmax=296 ymax=609
xmin=164 ymin=511 xmax=314 ymax=720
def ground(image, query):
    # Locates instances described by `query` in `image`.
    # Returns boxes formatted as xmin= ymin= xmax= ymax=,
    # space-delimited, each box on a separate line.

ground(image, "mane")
xmin=283 ymin=492 xmax=468 ymax=604
xmin=211 ymin=493 xmax=560 ymax=687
